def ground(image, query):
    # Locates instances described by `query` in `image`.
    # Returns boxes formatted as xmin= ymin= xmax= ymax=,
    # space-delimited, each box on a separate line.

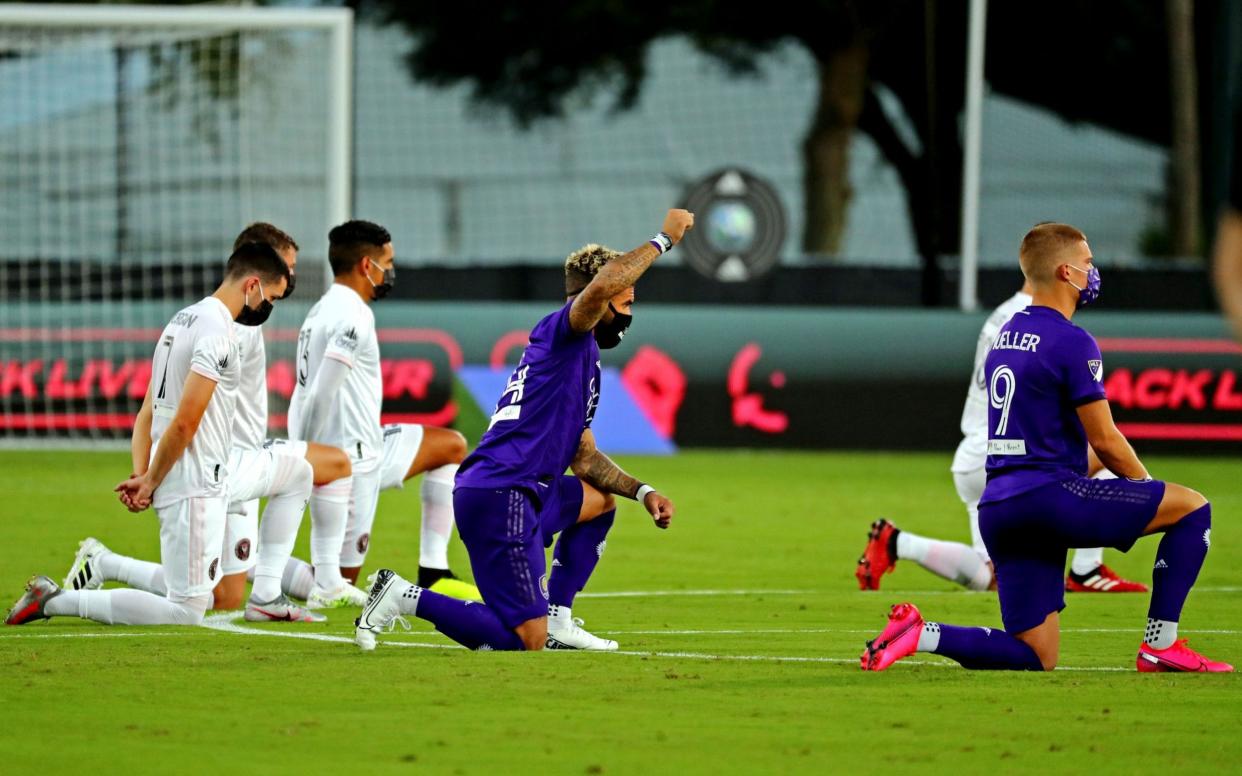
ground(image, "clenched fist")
xmin=661 ymin=209 xmax=695 ymax=245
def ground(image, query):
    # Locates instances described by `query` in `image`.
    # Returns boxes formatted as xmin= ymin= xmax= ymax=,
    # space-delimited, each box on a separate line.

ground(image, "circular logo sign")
xmin=679 ymin=169 xmax=787 ymax=282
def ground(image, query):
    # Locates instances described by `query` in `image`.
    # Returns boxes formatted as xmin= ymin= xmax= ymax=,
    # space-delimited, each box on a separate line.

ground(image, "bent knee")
xmin=1039 ymin=656 xmax=1058 ymax=671
xmin=445 ymin=430 xmax=468 ymax=464
xmin=212 ymin=590 xmax=245 ymax=611
xmin=600 ymin=492 xmax=616 ymax=514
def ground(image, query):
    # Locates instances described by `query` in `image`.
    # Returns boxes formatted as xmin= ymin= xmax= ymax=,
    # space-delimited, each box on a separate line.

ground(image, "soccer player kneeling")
xmin=861 ymin=223 xmax=1232 ymax=673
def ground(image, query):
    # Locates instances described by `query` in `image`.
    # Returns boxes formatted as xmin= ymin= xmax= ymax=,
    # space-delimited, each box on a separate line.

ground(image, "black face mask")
xmin=368 ymin=263 xmax=396 ymax=300
xmin=235 ymin=283 xmax=274 ymax=326
xmin=279 ymin=272 xmax=296 ymax=299
xmin=594 ymin=303 xmax=632 ymax=349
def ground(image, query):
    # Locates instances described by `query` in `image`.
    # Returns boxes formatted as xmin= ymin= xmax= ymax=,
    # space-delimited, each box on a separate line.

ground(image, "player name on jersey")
xmin=992 ymin=330 xmax=1040 ymax=353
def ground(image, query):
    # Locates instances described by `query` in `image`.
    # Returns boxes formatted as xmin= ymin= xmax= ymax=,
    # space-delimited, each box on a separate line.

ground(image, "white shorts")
xmin=340 ymin=467 xmax=383 ymax=568
xmin=264 ymin=438 xmax=308 ymax=461
xmin=379 ymin=423 xmax=425 ymax=491
xmin=222 ymin=446 xmax=313 ymax=575
xmin=952 ymin=467 xmax=988 ymax=561
xmin=157 ymin=495 xmax=227 ymax=602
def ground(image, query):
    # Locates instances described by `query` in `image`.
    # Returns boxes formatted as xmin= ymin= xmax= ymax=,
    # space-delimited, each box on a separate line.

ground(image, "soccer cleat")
xmin=546 ymin=605 xmax=618 ymax=651
xmin=428 ymin=575 xmax=483 ymax=602
xmin=860 ymin=602 xmax=923 ymax=671
xmin=855 ymin=519 xmax=899 ymax=591
xmin=1137 ymin=640 xmax=1233 ymax=673
xmin=5 ymin=575 xmax=63 ymax=626
xmin=354 ymin=569 xmax=414 ymax=651
xmin=1066 ymin=564 xmax=1148 ymax=593
xmin=63 ymin=537 xmax=110 ymax=591
xmin=244 ymin=594 xmax=327 ymax=623
xmin=306 ymin=580 xmax=369 ymax=609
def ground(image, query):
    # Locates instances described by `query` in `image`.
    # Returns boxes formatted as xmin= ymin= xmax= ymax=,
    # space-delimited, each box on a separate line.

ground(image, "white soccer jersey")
xmin=288 ymin=283 xmax=382 ymax=470
xmin=950 ymin=291 xmax=1033 ymax=474
xmin=231 ymin=323 xmax=268 ymax=452
xmin=149 ymin=296 xmax=240 ymax=506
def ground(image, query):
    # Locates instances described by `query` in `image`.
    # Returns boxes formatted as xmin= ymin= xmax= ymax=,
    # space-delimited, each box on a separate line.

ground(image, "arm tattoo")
xmin=579 ymin=449 xmax=641 ymax=500
xmin=569 ymin=242 xmax=660 ymax=332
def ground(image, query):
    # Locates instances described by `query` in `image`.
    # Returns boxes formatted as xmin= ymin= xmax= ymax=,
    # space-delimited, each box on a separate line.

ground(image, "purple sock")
xmin=1148 ymin=502 xmax=1211 ymax=622
xmin=548 ymin=509 xmax=615 ymax=608
xmin=414 ymin=589 xmax=524 ymax=651
xmin=931 ymin=623 xmax=1044 ymax=671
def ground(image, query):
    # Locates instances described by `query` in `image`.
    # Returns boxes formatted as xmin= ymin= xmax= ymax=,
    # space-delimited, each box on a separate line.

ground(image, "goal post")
xmin=0 ymin=3 xmax=353 ymax=446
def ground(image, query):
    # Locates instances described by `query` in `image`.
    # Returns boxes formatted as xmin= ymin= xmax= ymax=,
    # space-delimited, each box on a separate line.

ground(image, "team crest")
xmin=357 ymin=533 xmax=370 ymax=555
xmin=539 ymin=574 xmax=549 ymax=600
xmin=1088 ymin=359 xmax=1103 ymax=382
xmin=234 ymin=538 xmax=251 ymax=562
xmin=208 ymin=557 xmax=219 ymax=581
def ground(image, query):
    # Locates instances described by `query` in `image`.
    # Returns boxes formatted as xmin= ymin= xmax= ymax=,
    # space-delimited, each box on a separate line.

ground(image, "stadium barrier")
xmin=1 ymin=302 xmax=1237 ymax=452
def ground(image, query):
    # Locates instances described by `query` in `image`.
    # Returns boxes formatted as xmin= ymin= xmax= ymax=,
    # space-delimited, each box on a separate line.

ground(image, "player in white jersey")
xmin=282 ymin=220 xmax=478 ymax=608
xmin=59 ymin=225 xmax=349 ymax=620
xmin=854 ymin=281 xmax=1147 ymax=593
xmin=7 ymin=244 xmax=291 ymax=627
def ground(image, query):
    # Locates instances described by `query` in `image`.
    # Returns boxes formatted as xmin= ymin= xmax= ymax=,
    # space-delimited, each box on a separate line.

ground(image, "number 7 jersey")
xmin=980 ymin=305 xmax=1107 ymax=505
xmin=148 ymin=296 xmax=240 ymax=506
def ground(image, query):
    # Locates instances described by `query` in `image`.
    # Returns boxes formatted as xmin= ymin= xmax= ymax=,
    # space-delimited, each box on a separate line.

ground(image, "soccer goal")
xmin=0 ymin=4 xmax=352 ymax=446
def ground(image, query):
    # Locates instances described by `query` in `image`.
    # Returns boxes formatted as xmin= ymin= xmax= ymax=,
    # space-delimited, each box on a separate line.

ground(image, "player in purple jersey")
xmin=861 ymin=223 xmax=1232 ymax=673
xmin=353 ymin=208 xmax=694 ymax=652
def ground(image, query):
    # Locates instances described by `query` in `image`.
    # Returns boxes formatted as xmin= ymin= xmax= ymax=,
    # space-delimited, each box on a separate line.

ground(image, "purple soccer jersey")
xmin=456 ymin=301 xmax=601 ymax=493
xmin=980 ymin=305 xmax=1107 ymax=504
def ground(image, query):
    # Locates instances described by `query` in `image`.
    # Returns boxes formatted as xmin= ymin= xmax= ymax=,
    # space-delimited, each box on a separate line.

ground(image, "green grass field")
xmin=2 ymin=449 xmax=1239 ymax=774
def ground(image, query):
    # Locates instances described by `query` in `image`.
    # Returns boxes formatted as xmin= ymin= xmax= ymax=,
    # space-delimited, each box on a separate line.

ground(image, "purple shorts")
xmin=537 ymin=475 xmax=585 ymax=548
xmin=453 ymin=476 xmax=585 ymax=629
xmin=979 ymin=475 xmax=1165 ymax=634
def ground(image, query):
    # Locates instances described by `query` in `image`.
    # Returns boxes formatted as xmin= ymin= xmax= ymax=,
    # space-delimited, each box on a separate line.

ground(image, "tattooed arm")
xmin=567 ymin=209 xmax=694 ymax=334
xmin=571 ymin=429 xmax=675 ymax=528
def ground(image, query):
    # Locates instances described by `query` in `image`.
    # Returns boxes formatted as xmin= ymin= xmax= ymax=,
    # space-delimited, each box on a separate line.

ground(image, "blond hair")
xmin=564 ymin=243 xmax=622 ymax=295
xmin=1018 ymin=223 xmax=1088 ymax=284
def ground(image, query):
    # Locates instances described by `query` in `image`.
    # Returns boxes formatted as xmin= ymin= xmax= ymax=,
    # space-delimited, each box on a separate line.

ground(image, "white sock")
xmin=310 ymin=477 xmax=351 ymax=589
xmin=1145 ymin=618 xmax=1178 ymax=650
xmin=1070 ymin=547 xmax=1105 ymax=576
xmin=281 ymin=558 xmax=317 ymax=601
xmin=97 ymin=552 xmax=166 ymax=595
xmin=395 ymin=582 xmax=422 ymax=616
xmin=46 ymin=589 xmax=207 ymax=625
xmin=253 ymin=457 xmax=313 ymax=601
xmin=419 ymin=464 xmax=457 ymax=570
xmin=917 ymin=622 xmax=941 ymax=652
xmin=896 ymin=531 xmax=992 ymax=591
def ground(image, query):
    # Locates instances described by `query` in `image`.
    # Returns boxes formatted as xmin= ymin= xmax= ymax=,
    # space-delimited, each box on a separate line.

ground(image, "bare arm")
xmin=1212 ymin=210 xmax=1242 ymax=343
xmin=570 ymin=429 xmax=675 ymax=528
xmin=568 ymin=209 xmax=694 ymax=334
xmin=130 ymin=386 xmax=154 ymax=476
xmin=1077 ymin=399 xmax=1148 ymax=480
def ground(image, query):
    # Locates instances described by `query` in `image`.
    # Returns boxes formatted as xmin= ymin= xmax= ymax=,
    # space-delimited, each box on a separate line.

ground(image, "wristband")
xmin=636 ymin=484 xmax=657 ymax=503
xmin=648 ymin=232 xmax=673 ymax=254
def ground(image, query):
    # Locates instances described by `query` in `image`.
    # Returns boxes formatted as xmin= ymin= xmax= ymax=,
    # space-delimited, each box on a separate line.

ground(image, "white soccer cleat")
xmin=63 ymin=537 xmax=110 ymax=591
xmin=306 ymin=580 xmax=369 ymax=609
xmin=353 ymin=568 xmax=415 ymax=651
xmin=244 ymin=594 xmax=327 ymax=623
xmin=545 ymin=605 xmax=618 ymax=651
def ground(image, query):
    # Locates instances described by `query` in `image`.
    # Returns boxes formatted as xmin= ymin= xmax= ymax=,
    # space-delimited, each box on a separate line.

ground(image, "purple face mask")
xmin=1068 ymin=265 xmax=1101 ymax=308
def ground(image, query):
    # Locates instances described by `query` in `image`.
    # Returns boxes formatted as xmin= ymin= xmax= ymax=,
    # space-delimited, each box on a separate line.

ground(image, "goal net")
xmin=0 ymin=4 xmax=351 ymax=445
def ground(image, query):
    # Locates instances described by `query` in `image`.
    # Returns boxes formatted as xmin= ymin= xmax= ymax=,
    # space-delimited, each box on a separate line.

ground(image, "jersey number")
xmin=154 ymin=335 xmax=175 ymax=399
xmin=989 ymin=365 xmax=1016 ymax=435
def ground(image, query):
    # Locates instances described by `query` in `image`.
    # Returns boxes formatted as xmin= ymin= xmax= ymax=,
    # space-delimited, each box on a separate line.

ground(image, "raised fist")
xmin=662 ymin=209 xmax=695 ymax=244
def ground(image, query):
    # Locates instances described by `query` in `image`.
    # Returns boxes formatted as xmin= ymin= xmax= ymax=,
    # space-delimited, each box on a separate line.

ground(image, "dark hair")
xmin=225 ymin=241 xmax=292 ymax=286
xmin=328 ymin=220 xmax=391 ymax=276
xmin=233 ymin=222 xmax=299 ymax=254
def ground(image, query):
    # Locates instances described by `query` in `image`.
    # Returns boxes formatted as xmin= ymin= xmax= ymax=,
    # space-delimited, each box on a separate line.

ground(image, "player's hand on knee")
xmin=644 ymin=492 xmax=675 ymax=529
xmin=661 ymin=209 xmax=695 ymax=245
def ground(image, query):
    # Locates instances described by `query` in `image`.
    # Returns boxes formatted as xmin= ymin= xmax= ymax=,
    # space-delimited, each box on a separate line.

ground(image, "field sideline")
xmin=2 ymin=449 xmax=1239 ymax=774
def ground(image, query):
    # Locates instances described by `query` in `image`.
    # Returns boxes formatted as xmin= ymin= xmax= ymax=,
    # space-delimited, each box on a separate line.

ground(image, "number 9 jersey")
xmin=980 ymin=305 xmax=1107 ymax=505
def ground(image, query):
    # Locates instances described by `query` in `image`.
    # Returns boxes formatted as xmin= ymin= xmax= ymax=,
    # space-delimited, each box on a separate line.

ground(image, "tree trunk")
xmin=801 ymin=43 xmax=869 ymax=257
xmin=1167 ymin=0 xmax=1201 ymax=256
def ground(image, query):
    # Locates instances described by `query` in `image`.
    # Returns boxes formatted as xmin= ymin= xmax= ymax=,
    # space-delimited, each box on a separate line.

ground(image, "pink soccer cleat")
xmin=1137 ymin=640 xmax=1233 ymax=673
xmin=855 ymin=519 xmax=899 ymax=591
xmin=860 ymin=602 xmax=924 ymax=671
